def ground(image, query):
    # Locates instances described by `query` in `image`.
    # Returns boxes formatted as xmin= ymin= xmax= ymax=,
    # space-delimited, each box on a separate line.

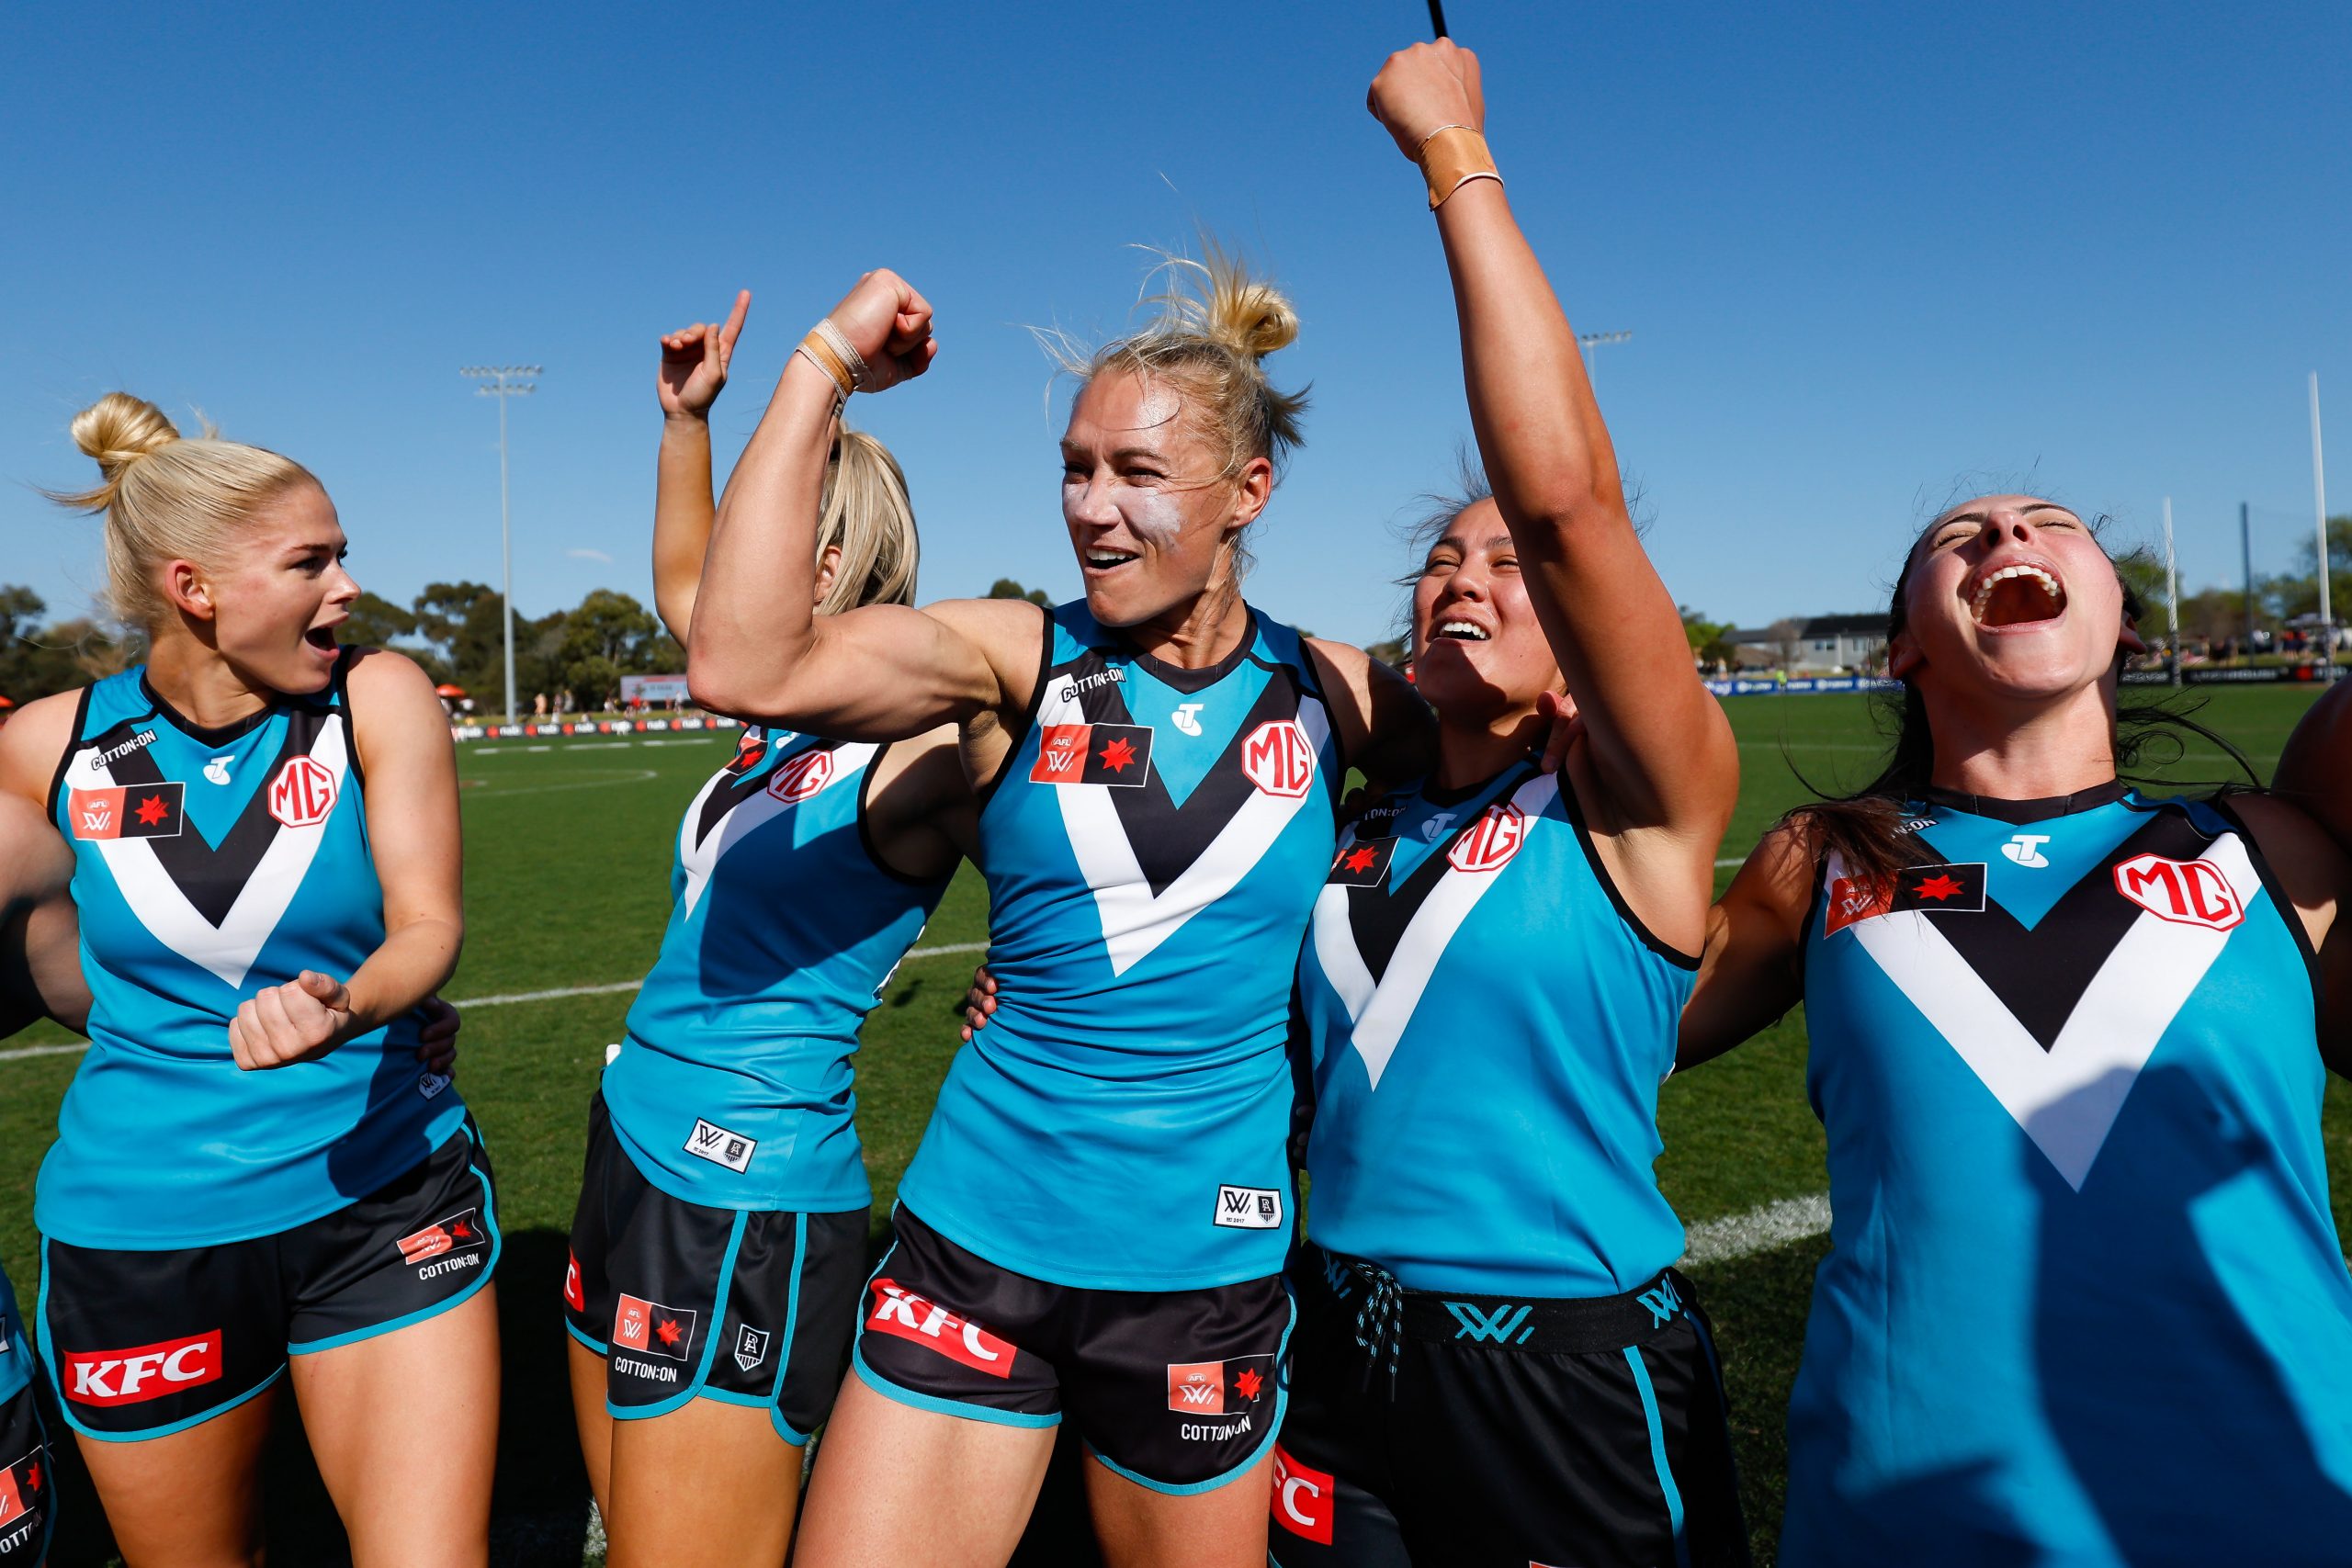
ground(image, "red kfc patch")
xmin=62 ymin=1330 xmax=223 ymax=1407
xmin=1272 ymin=1443 xmax=1335 ymax=1544
xmin=863 ymin=1278 xmax=1016 ymax=1378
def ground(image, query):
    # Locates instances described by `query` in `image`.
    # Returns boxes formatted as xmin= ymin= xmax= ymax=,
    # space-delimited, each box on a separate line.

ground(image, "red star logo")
xmin=1913 ymin=873 xmax=1963 ymax=902
xmin=451 ymin=1221 xmax=472 ymax=1240
xmin=1343 ymin=846 xmax=1378 ymax=874
xmin=135 ymin=794 xmax=169 ymax=826
xmin=656 ymin=1317 xmax=683 ymax=1347
xmin=1098 ymin=737 xmax=1137 ymax=773
xmin=1234 ymin=1367 xmax=1263 ymax=1400
xmin=22 ymin=1461 xmax=39 ymax=1492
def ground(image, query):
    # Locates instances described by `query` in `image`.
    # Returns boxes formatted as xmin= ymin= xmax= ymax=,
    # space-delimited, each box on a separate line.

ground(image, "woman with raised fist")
xmin=0 ymin=396 xmax=492 ymax=1567
xmin=687 ymin=242 xmax=1426 ymax=1558
xmin=560 ymin=293 xmax=975 ymax=1568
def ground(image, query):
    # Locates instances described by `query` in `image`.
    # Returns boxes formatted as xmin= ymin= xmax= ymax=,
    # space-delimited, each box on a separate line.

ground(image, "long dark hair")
xmin=1784 ymin=518 xmax=2256 ymax=885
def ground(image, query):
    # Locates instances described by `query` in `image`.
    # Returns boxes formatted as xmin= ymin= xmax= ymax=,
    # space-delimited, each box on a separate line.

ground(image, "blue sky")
xmin=3 ymin=1 xmax=2346 ymax=648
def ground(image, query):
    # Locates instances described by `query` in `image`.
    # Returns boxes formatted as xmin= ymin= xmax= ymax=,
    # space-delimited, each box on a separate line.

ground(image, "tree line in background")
xmin=3 ymin=521 xmax=2340 ymax=707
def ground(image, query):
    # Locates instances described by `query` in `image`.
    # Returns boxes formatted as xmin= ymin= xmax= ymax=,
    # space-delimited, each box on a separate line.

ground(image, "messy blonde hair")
xmin=818 ymin=425 xmax=919 ymax=615
xmin=1044 ymin=238 xmax=1309 ymax=525
xmin=46 ymin=392 xmax=319 ymax=634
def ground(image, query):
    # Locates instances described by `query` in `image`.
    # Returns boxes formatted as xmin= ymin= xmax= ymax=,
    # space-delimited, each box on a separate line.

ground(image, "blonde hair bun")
xmin=69 ymin=392 xmax=182 ymax=488
xmin=1203 ymin=272 xmax=1300 ymax=363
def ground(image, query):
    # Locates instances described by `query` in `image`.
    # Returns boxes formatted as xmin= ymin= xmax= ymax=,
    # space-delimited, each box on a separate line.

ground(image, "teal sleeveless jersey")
xmin=1784 ymin=785 xmax=2352 ymax=1566
xmin=1299 ymin=762 xmax=1696 ymax=1295
xmin=897 ymin=604 xmax=1339 ymax=1290
xmin=601 ymin=729 xmax=948 ymax=1211
xmin=0 ymin=1263 xmax=28 ymax=1405
xmin=36 ymin=658 xmax=462 ymax=1248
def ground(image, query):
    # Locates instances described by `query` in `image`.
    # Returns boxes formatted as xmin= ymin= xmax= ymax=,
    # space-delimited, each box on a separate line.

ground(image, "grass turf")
xmin=0 ymin=685 xmax=2340 ymax=1563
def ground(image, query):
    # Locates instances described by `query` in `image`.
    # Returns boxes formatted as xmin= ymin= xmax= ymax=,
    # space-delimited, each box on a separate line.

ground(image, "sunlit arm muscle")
xmin=342 ymin=650 xmax=464 ymax=1032
xmin=1433 ymin=180 xmax=1736 ymax=841
xmin=1678 ymin=828 xmax=1814 ymax=1070
xmin=651 ymin=412 xmax=717 ymax=648
xmin=686 ymin=355 xmax=1012 ymax=737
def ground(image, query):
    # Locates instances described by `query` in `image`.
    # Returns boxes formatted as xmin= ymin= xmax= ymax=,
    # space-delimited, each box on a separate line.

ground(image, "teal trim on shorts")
xmin=849 ymin=1342 xmax=1060 ymax=1430
xmin=1084 ymin=1291 xmax=1296 ymax=1497
xmin=607 ymin=1208 xmax=748 ymax=1422
xmin=288 ymin=1131 xmax=504 ymax=1355
xmin=769 ymin=1213 xmax=812 ymax=1444
xmin=564 ymin=1317 xmax=606 ymax=1355
xmin=1624 ymin=1342 xmax=1691 ymax=1568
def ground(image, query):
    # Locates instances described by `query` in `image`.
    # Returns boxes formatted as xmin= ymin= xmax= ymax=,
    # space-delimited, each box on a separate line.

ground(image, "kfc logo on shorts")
xmin=767 ymin=749 xmax=833 ymax=805
xmin=267 ymin=755 xmax=339 ymax=829
xmin=2113 ymin=852 xmax=2245 ymax=931
xmin=563 ymin=1251 xmax=586 ymax=1313
xmin=1240 ymin=720 xmax=1315 ymax=799
xmin=613 ymin=1294 xmax=697 ymax=1361
xmin=863 ymin=1279 xmax=1016 ymax=1379
xmin=1447 ymin=802 xmax=1526 ymax=874
xmin=62 ymin=1330 xmax=223 ymax=1406
xmin=1272 ymin=1443 xmax=1335 ymax=1545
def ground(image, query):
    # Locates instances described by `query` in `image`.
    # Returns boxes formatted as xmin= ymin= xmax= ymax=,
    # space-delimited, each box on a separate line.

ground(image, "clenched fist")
xmin=231 ymin=969 xmax=355 ymax=1071
xmin=1367 ymin=39 xmax=1486 ymax=161
xmin=820 ymin=269 xmax=938 ymax=393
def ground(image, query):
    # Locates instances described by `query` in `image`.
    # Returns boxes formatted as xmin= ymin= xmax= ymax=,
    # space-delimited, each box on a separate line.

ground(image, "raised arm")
xmin=1366 ymin=43 xmax=1736 ymax=843
xmin=650 ymin=289 xmax=750 ymax=647
xmin=688 ymin=270 xmax=1025 ymax=739
xmin=1678 ymin=825 xmax=1814 ymax=1070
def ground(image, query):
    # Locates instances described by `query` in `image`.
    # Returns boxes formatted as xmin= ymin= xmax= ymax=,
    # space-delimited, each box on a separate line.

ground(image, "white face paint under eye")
xmin=1117 ymin=484 xmax=1187 ymax=548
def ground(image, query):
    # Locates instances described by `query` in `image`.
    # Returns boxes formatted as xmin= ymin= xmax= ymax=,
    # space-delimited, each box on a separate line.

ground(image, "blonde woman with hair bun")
xmin=0 ymin=395 xmax=491 ymax=1566
xmin=688 ymin=250 xmax=1430 ymax=1563
xmin=557 ymin=293 xmax=974 ymax=1568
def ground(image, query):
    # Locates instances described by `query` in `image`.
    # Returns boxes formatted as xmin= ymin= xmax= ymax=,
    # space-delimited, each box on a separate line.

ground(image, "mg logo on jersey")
xmin=2113 ymin=852 xmax=2245 ymax=931
xmin=267 ymin=755 xmax=338 ymax=829
xmin=1241 ymin=720 xmax=1315 ymax=799
xmin=62 ymin=1329 xmax=223 ymax=1406
xmin=864 ymin=1279 xmax=1017 ymax=1378
xmin=767 ymin=749 xmax=833 ymax=805
xmin=1447 ymin=802 xmax=1526 ymax=874
xmin=1271 ymin=1444 xmax=1334 ymax=1544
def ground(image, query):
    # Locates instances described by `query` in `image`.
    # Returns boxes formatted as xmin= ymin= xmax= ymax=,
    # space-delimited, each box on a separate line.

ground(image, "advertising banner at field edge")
xmin=450 ymin=716 xmax=746 ymax=742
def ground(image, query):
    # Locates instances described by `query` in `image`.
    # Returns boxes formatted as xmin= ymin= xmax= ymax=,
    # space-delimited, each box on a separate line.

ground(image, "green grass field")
xmin=1 ymin=686 xmax=2340 ymax=1564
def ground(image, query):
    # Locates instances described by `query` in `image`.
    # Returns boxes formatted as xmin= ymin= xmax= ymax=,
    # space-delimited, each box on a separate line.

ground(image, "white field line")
xmin=1679 ymin=1191 xmax=1833 ymax=1268
xmin=0 ymin=941 xmax=997 ymax=1066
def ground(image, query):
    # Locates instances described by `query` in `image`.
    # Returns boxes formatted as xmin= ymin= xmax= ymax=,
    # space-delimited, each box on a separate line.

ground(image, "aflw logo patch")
xmin=1031 ymin=722 xmax=1153 ymax=787
xmin=1213 ymin=1184 xmax=1284 ymax=1229
xmin=613 ymin=1294 xmax=696 ymax=1360
xmin=68 ymin=782 xmax=184 ymax=841
xmin=684 ymin=1118 xmax=758 ymax=1173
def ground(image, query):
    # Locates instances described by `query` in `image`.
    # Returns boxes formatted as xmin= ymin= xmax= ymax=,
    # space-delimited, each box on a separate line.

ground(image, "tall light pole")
xmin=1577 ymin=330 xmax=1632 ymax=400
xmin=460 ymin=365 xmax=540 ymax=725
xmin=2314 ymin=373 xmax=2335 ymax=684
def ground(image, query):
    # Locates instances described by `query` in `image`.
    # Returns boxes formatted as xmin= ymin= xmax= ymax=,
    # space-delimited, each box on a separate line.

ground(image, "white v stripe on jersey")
xmin=1840 ymin=835 xmax=2262 ymax=1190
xmin=1045 ymin=684 xmax=1331 ymax=976
xmin=70 ymin=717 xmax=352 ymax=989
xmin=678 ymin=742 xmax=876 ymax=917
xmin=1315 ymin=772 xmax=1559 ymax=1090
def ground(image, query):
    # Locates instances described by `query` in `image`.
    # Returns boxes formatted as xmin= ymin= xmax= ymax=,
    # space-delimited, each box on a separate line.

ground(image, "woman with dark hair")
xmin=1682 ymin=491 xmax=2352 ymax=1563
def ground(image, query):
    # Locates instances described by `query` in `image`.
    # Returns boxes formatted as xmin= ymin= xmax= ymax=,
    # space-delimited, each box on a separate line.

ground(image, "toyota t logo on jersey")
xmin=2114 ymin=852 xmax=2245 ymax=931
xmin=1241 ymin=719 xmax=1315 ymax=798
xmin=1446 ymin=801 xmax=1527 ymax=874
xmin=267 ymin=755 xmax=339 ymax=829
xmin=67 ymin=782 xmax=185 ymax=841
xmin=766 ymin=749 xmax=833 ymax=805
xmin=864 ymin=1279 xmax=1017 ymax=1378
xmin=62 ymin=1329 xmax=223 ymax=1406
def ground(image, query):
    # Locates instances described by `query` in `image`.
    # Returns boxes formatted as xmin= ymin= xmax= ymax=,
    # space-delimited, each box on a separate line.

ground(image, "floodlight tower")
xmin=1577 ymin=330 xmax=1632 ymax=399
xmin=460 ymin=365 xmax=541 ymax=725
